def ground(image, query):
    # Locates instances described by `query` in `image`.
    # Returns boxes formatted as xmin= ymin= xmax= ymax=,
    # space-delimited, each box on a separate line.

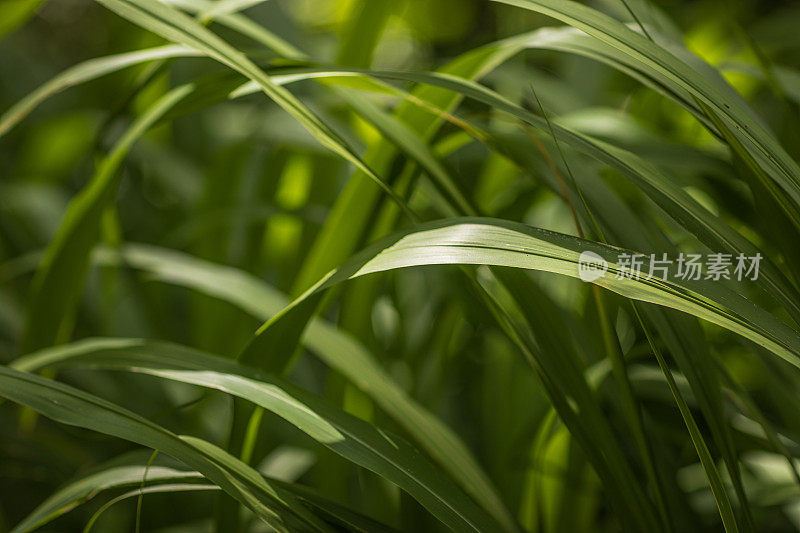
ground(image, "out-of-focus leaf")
xmin=0 ymin=0 xmax=47 ymax=41
xmin=19 ymin=83 xmax=194 ymax=354
xmin=0 ymin=45 xmax=199 ymax=138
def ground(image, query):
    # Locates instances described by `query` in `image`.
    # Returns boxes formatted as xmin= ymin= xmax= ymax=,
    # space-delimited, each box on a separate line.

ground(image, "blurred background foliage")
xmin=3 ymin=0 xmax=800 ymax=531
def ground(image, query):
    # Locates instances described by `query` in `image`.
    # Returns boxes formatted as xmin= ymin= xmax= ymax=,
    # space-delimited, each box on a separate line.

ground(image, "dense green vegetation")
xmin=2 ymin=0 xmax=800 ymax=531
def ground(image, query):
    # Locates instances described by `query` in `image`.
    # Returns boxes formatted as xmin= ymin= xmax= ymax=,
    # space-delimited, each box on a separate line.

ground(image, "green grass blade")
xmin=11 ymin=456 xmax=202 ymax=533
xmin=0 ymin=366 xmax=333 ymax=533
xmin=632 ymin=304 xmax=739 ymax=532
xmin=18 ymin=83 xmax=194 ymax=353
xmin=92 ymin=243 xmax=517 ymax=530
xmin=165 ymin=0 xmax=305 ymax=59
xmin=82 ymin=484 xmax=219 ymax=533
xmin=288 ymin=30 xmax=532 ymax=295
xmin=0 ymin=45 xmax=198 ymax=138
xmin=13 ymin=338 xmax=506 ymax=533
xmin=491 ymin=0 xmax=800 ymax=230
xmin=244 ymin=218 xmax=800 ymax=371
xmin=95 ymin=0 xmax=411 ymax=216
